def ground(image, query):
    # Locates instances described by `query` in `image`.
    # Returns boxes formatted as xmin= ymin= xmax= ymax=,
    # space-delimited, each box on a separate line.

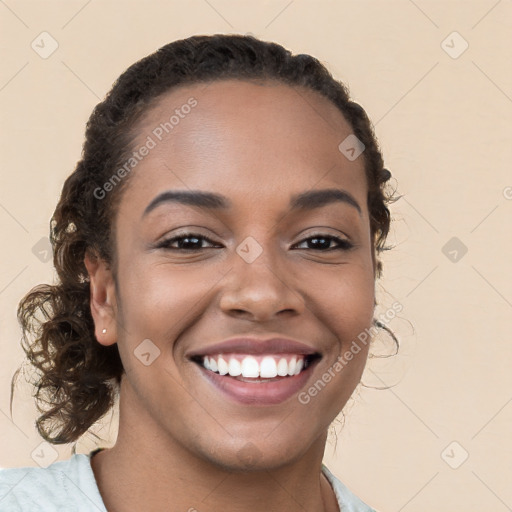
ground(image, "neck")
xmin=91 ymin=378 xmax=339 ymax=512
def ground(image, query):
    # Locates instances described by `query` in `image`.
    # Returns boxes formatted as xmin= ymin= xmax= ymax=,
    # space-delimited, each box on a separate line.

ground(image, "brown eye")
xmin=293 ymin=235 xmax=354 ymax=251
xmin=157 ymin=233 xmax=220 ymax=251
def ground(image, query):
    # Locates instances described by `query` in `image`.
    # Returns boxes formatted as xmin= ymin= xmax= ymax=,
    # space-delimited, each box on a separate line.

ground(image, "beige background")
xmin=1 ymin=1 xmax=511 ymax=511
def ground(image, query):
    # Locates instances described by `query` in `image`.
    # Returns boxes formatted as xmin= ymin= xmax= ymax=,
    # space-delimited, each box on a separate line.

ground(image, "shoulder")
xmin=0 ymin=453 xmax=107 ymax=512
xmin=322 ymin=464 xmax=379 ymax=512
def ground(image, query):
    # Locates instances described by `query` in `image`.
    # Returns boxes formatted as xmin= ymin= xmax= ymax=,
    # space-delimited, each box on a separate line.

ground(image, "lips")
xmin=186 ymin=337 xmax=319 ymax=358
xmin=187 ymin=337 xmax=322 ymax=405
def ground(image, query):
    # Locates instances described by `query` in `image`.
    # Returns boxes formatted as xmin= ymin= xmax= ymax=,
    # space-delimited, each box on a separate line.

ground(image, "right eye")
xmin=156 ymin=233 xmax=221 ymax=251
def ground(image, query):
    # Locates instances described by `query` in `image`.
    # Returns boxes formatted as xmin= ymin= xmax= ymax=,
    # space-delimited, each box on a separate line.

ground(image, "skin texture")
xmin=85 ymin=79 xmax=375 ymax=512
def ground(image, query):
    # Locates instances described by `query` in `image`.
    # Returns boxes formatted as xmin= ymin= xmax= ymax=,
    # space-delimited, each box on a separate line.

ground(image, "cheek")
xmin=298 ymin=264 xmax=374 ymax=413
xmin=308 ymin=259 xmax=375 ymax=343
xmin=297 ymin=348 xmax=369 ymax=428
xmin=111 ymin=262 xmax=219 ymax=420
xmin=114 ymin=260 xmax=221 ymax=359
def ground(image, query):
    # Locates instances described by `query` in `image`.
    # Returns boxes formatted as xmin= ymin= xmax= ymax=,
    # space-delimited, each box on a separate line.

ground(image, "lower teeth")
xmin=232 ymin=375 xmax=288 ymax=383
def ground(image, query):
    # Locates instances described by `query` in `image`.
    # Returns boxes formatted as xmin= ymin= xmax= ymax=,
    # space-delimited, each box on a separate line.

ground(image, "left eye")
xmin=157 ymin=233 xmax=354 ymax=252
xmin=293 ymin=235 xmax=354 ymax=251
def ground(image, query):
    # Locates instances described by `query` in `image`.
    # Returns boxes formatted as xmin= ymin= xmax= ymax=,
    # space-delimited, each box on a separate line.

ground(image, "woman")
xmin=2 ymin=34 xmax=394 ymax=511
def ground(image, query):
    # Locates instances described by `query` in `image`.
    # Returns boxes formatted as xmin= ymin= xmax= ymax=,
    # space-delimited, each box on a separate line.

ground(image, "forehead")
xmin=121 ymin=79 xmax=367 ymax=214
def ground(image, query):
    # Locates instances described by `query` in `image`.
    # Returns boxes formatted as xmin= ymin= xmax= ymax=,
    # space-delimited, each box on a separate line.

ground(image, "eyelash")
xmin=156 ymin=232 xmax=355 ymax=252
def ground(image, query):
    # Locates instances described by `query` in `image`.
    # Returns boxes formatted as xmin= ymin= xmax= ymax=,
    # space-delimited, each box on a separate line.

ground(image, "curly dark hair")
xmin=12 ymin=33 xmax=396 ymax=446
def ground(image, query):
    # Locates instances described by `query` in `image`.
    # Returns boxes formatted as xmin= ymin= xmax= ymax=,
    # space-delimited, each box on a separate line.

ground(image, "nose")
xmin=219 ymin=248 xmax=305 ymax=322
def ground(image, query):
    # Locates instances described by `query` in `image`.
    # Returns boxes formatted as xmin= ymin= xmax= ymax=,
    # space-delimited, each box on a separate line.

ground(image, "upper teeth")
xmin=202 ymin=354 xmax=306 ymax=378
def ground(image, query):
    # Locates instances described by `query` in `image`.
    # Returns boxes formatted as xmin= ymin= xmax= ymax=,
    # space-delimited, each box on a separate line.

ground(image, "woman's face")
xmin=93 ymin=79 xmax=375 ymax=470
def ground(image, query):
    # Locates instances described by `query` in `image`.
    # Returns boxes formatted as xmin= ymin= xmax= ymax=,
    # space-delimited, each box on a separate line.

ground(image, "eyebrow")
xmin=142 ymin=187 xmax=362 ymax=218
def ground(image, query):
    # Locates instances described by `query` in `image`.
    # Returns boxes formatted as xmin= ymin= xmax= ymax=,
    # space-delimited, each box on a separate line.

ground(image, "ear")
xmin=84 ymin=248 xmax=118 ymax=347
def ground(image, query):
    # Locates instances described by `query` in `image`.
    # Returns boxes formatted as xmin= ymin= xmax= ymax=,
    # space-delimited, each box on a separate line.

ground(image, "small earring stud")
xmin=102 ymin=328 xmax=107 ymax=334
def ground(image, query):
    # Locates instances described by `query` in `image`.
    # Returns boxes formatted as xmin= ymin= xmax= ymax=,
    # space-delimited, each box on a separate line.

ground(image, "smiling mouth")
xmin=190 ymin=353 xmax=321 ymax=382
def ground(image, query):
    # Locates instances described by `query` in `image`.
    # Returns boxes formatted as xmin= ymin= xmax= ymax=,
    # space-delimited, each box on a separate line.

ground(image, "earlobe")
xmin=84 ymin=249 xmax=118 ymax=347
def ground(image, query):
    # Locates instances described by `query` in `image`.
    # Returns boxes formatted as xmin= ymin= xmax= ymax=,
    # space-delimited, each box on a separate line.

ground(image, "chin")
xmin=195 ymin=433 xmax=314 ymax=473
